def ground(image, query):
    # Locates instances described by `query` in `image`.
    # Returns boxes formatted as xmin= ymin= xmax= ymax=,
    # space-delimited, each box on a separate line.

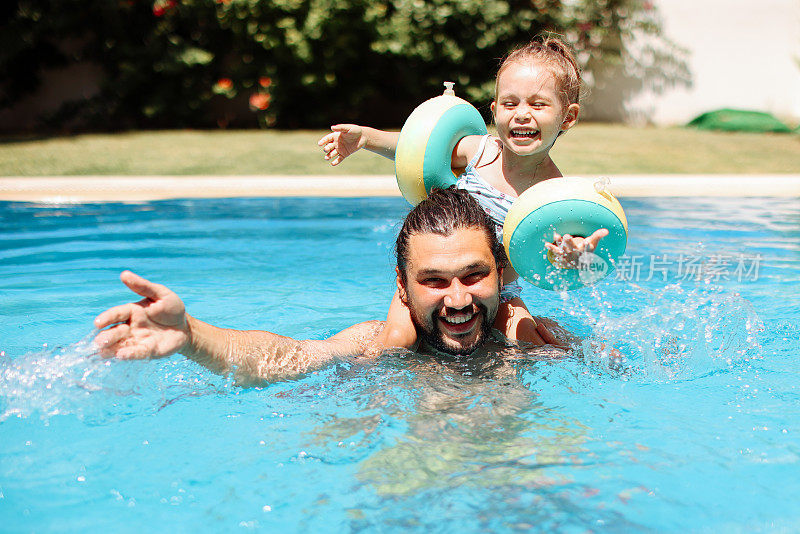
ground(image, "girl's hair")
xmin=495 ymin=34 xmax=582 ymax=108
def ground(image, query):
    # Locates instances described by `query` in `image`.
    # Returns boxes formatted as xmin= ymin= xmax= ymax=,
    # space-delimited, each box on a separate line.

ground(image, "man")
xmin=94 ymin=187 xmax=568 ymax=382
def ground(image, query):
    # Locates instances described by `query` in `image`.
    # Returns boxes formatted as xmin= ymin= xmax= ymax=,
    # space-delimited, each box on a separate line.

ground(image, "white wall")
xmin=585 ymin=0 xmax=800 ymax=126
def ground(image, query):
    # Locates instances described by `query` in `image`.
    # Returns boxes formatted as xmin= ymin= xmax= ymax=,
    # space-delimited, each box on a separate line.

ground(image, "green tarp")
xmin=687 ymin=109 xmax=794 ymax=133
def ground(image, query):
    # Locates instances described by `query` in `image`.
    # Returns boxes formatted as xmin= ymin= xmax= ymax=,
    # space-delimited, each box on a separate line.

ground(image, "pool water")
xmin=1 ymin=196 xmax=799 ymax=532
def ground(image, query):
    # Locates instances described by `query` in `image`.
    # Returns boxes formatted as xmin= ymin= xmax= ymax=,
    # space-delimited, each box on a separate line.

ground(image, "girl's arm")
xmin=495 ymin=297 xmax=573 ymax=349
xmin=450 ymin=135 xmax=485 ymax=169
xmin=318 ymin=125 xmax=399 ymax=165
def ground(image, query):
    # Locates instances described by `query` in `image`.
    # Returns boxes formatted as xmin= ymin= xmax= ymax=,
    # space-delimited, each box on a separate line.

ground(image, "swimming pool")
xmin=1 ymin=196 xmax=799 ymax=532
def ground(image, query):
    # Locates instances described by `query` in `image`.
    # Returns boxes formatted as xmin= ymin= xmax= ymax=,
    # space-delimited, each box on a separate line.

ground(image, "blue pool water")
xmin=1 ymin=196 xmax=799 ymax=532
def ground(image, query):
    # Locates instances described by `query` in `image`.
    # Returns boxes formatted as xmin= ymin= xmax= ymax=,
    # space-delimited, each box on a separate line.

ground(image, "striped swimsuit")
xmin=456 ymin=134 xmax=524 ymax=303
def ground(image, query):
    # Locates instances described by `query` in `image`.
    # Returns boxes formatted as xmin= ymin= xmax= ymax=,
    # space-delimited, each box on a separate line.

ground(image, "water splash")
xmin=560 ymin=280 xmax=764 ymax=382
xmin=0 ymin=331 xmax=228 ymax=423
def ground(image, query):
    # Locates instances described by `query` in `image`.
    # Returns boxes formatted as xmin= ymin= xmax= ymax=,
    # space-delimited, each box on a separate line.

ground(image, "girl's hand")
xmin=545 ymin=228 xmax=609 ymax=269
xmin=317 ymin=124 xmax=367 ymax=166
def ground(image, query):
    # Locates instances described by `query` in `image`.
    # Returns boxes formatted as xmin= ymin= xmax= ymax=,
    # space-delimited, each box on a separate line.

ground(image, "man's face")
xmin=398 ymin=228 xmax=502 ymax=355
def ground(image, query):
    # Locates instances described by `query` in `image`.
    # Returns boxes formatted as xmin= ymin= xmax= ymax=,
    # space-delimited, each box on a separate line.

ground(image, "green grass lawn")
xmin=1 ymin=125 xmax=798 ymax=176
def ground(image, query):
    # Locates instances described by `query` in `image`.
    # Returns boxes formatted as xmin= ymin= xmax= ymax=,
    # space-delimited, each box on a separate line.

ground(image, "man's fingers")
xmin=120 ymin=270 xmax=172 ymax=302
xmin=116 ymin=344 xmax=152 ymax=360
xmin=94 ymin=303 xmax=134 ymax=329
xmin=93 ymin=323 xmax=131 ymax=351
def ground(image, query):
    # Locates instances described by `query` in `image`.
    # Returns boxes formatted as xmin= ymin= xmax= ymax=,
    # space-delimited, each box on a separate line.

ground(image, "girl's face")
xmin=491 ymin=61 xmax=579 ymax=157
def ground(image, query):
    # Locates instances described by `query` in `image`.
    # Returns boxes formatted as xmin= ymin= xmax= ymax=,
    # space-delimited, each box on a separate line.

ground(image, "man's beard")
xmin=410 ymin=303 xmax=494 ymax=356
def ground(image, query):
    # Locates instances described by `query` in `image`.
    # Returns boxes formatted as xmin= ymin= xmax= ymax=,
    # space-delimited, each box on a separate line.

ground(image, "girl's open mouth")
xmin=509 ymin=129 xmax=540 ymax=140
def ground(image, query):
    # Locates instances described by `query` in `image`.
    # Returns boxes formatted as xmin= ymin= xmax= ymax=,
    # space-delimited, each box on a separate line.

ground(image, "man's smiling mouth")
xmin=442 ymin=312 xmax=474 ymax=325
xmin=439 ymin=309 xmax=480 ymax=335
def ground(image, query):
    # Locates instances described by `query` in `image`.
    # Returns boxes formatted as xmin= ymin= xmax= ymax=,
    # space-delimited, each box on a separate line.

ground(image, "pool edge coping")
xmin=1 ymin=174 xmax=799 ymax=202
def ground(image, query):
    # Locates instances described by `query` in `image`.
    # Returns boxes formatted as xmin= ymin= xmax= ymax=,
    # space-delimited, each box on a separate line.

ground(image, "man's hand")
xmin=94 ymin=271 xmax=189 ymax=359
xmin=93 ymin=272 xmax=382 ymax=381
xmin=318 ymin=124 xmax=366 ymax=166
xmin=544 ymin=228 xmax=609 ymax=269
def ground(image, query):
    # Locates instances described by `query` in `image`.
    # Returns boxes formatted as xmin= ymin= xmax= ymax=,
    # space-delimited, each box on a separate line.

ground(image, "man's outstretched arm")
xmin=94 ymin=271 xmax=384 ymax=382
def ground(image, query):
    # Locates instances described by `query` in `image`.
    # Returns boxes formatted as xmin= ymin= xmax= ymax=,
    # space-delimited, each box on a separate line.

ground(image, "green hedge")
xmin=2 ymin=0 xmax=676 ymax=130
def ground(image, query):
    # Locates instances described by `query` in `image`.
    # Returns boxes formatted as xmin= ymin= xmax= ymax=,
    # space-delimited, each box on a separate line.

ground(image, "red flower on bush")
xmin=249 ymin=93 xmax=271 ymax=111
xmin=153 ymin=0 xmax=176 ymax=17
xmin=258 ymin=77 xmax=272 ymax=88
xmin=216 ymin=78 xmax=233 ymax=90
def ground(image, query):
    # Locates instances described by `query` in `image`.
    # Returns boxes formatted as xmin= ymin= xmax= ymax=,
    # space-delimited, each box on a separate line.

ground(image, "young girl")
xmin=318 ymin=34 xmax=607 ymax=349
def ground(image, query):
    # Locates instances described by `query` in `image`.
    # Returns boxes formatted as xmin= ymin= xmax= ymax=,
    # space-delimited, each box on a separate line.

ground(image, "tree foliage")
xmin=1 ymin=0 xmax=681 ymax=130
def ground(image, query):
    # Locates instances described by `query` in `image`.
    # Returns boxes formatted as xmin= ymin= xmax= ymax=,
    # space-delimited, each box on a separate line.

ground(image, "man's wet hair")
xmin=395 ymin=186 xmax=507 ymax=282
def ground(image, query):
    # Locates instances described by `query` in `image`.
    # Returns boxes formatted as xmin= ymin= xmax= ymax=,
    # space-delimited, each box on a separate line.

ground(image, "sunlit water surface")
xmin=1 ymin=197 xmax=799 ymax=532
